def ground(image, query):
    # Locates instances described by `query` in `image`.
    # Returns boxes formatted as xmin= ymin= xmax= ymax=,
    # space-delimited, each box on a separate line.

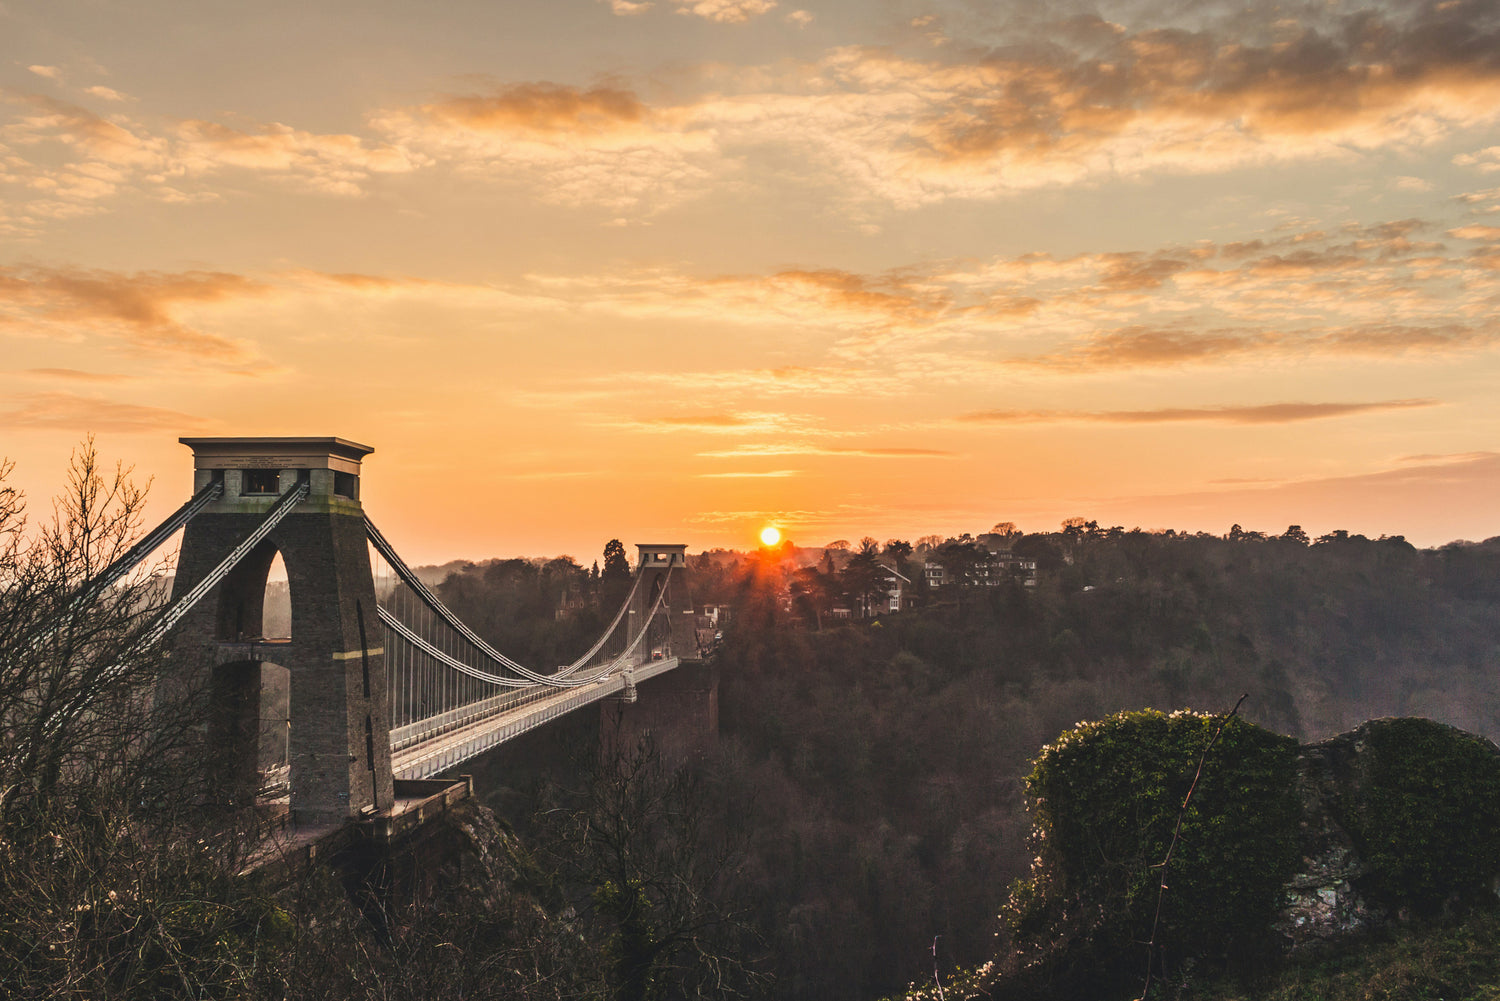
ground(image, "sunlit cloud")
xmin=699 ymin=444 xmax=954 ymax=457
xmin=170 ymin=119 xmax=425 ymax=196
xmin=958 ymin=400 xmax=1439 ymax=425
xmin=608 ymin=412 xmax=821 ymax=434
xmin=698 ymin=469 xmax=800 ymax=478
xmin=0 ymin=91 xmax=426 ymax=232
xmin=0 ymin=391 xmax=209 ymax=432
xmin=0 ymin=264 xmax=263 ymax=360
xmin=602 ymin=0 xmax=654 ymax=14
xmin=1448 ymin=225 xmax=1500 ymax=240
xmin=20 ymin=367 xmax=130 ymax=382
xmin=672 ymin=0 xmax=776 ymax=23
xmin=1397 ymin=450 xmax=1499 ymax=464
xmin=368 ymin=1 xmax=1500 ymax=214
xmin=1454 ymin=146 xmax=1500 ymax=173
xmin=6 ymin=1 xmax=1500 ymax=232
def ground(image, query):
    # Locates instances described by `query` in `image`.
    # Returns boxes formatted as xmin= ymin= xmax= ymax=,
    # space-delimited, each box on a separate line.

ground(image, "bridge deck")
xmin=389 ymin=656 xmax=682 ymax=780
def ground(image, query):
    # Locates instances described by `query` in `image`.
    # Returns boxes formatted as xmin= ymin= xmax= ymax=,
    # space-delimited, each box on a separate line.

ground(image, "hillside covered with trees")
xmin=430 ymin=521 xmax=1500 ymax=999
xmin=5 ymin=439 xmax=1500 ymax=1000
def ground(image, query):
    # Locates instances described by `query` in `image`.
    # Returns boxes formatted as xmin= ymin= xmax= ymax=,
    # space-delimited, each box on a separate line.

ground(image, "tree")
xmin=789 ymin=566 xmax=833 ymax=629
xmin=601 ymin=539 xmax=634 ymax=613
xmin=990 ymin=521 xmax=1019 ymax=537
xmin=603 ymin=539 xmax=631 ymax=581
xmin=882 ymin=539 xmax=913 ymax=562
xmin=532 ymin=740 xmax=766 ymax=1001
xmin=840 ymin=547 xmax=887 ymax=618
xmin=0 ymin=441 xmax=294 ymax=998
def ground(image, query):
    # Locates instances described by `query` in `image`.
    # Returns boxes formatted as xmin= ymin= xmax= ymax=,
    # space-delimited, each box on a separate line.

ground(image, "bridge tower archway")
xmin=167 ymin=438 xmax=394 ymax=825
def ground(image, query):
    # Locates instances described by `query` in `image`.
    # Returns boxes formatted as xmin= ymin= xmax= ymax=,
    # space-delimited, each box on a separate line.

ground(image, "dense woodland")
xmin=5 ymin=444 xmax=1500 ymax=999
xmin=431 ymin=522 xmax=1500 ymax=1000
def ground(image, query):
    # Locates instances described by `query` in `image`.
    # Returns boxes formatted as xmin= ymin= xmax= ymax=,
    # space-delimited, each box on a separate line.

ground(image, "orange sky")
xmin=4 ymin=0 xmax=1500 ymax=563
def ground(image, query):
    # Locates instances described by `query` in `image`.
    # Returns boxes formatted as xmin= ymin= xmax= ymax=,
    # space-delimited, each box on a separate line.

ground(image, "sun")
xmin=759 ymin=526 xmax=781 ymax=547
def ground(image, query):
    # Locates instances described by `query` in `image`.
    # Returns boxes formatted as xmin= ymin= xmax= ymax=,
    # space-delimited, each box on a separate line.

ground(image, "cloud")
xmin=1397 ymin=450 xmax=1499 ymax=465
xmin=1017 ymin=326 xmax=1280 ymax=370
xmin=10 ymin=0 xmax=1499 ymax=230
xmin=21 ymin=367 xmax=130 ymax=382
xmin=418 ymin=83 xmax=646 ymax=136
xmin=27 ymin=66 xmax=61 ymax=80
xmin=83 ymin=86 xmax=127 ymax=102
xmin=374 ymin=83 xmax=714 ymax=212
xmin=0 ymin=91 xmax=426 ymax=229
xmin=698 ymin=469 xmax=800 ymax=478
xmin=610 ymin=411 xmax=821 ymax=434
xmin=786 ymin=10 xmax=813 ymax=27
xmin=0 ymin=391 xmax=207 ymax=432
xmin=602 ymin=0 xmax=654 ymax=13
xmin=171 ymin=119 xmax=425 ymax=195
xmin=1393 ymin=175 xmax=1435 ymax=192
xmin=1448 ymin=224 xmax=1500 ymax=240
xmin=958 ymin=399 xmax=1438 ymax=425
xmin=0 ymin=265 xmax=262 ymax=360
xmin=699 ymin=443 xmax=954 ymax=457
xmin=673 ymin=0 xmax=776 ymax=23
xmin=1455 ymin=146 xmax=1500 ymax=173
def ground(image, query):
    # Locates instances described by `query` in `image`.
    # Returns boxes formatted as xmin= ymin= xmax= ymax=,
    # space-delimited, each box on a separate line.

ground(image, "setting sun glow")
xmin=759 ymin=527 xmax=781 ymax=547
xmin=4 ymin=0 xmax=1500 ymax=561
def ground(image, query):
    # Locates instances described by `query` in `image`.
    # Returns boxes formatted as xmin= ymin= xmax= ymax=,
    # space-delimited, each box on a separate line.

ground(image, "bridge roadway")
xmin=389 ymin=656 xmax=681 ymax=780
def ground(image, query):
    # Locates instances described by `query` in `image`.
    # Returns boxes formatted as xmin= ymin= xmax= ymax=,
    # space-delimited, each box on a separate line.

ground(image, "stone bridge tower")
xmin=628 ymin=544 xmax=702 ymax=663
xmin=606 ymin=544 xmax=717 ymax=764
xmin=167 ymin=437 xmax=393 ymax=826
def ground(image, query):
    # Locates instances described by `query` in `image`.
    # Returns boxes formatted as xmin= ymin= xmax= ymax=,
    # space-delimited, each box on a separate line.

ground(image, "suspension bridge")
xmin=96 ymin=437 xmax=710 ymax=829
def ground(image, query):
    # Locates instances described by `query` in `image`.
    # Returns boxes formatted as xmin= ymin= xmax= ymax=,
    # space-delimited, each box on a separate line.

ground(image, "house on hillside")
xmin=878 ymin=563 xmax=912 ymax=613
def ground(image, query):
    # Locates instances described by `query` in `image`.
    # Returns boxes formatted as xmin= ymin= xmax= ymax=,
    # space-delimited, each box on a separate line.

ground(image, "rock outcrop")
xmin=1275 ymin=718 xmax=1500 ymax=951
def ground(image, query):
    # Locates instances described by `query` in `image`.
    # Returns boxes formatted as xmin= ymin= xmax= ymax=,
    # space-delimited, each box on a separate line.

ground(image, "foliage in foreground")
xmin=1334 ymin=717 xmax=1500 ymax=914
xmin=1001 ymin=709 xmax=1303 ymax=996
xmin=896 ymin=712 xmax=1500 ymax=1001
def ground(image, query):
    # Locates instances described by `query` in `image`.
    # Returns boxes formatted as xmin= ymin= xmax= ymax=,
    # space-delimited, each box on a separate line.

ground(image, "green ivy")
xmin=1334 ymin=718 xmax=1500 ymax=913
xmin=1005 ymin=709 xmax=1301 ymax=980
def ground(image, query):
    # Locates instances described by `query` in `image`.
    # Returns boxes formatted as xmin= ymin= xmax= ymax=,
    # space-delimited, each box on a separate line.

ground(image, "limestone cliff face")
xmin=1275 ymin=719 xmax=1500 ymax=951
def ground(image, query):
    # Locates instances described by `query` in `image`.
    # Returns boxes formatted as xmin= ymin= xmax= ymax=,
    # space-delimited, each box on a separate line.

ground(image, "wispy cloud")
xmin=698 ymin=468 xmax=800 ymax=478
xmin=672 ymin=0 xmax=776 ymax=23
xmin=0 ymin=90 xmax=425 ymax=232
xmin=0 ymin=265 xmax=262 ymax=360
xmin=958 ymin=400 xmax=1439 ymax=426
xmin=602 ymin=0 xmax=654 ymax=15
xmin=0 ymin=391 xmax=209 ymax=432
xmin=605 ymin=411 xmax=821 ymax=434
xmin=699 ymin=443 xmax=954 ymax=457
xmin=21 ymin=367 xmax=130 ymax=382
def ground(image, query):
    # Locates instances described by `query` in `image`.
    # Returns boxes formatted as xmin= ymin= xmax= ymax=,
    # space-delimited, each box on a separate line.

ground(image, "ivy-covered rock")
xmin=1004 ymin=709 xmax=1302 ymax=989
xmin=991 ymin=713 xmax=1500 ymax=1000
xmin=1322 ymin=717 xmax=1500 ymax=913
